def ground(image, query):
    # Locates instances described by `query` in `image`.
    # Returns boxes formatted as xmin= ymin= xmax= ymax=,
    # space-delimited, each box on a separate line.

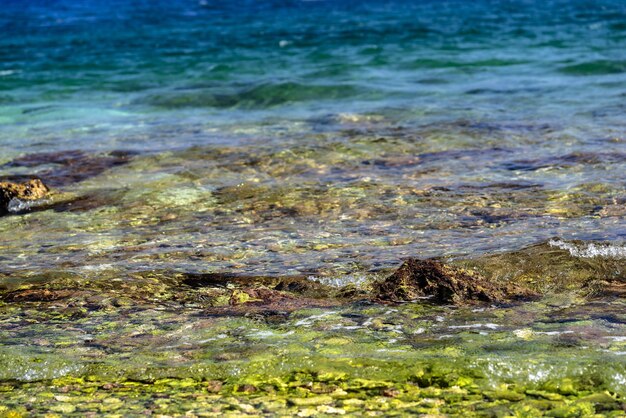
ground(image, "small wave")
xmin=141 ymin=82 xmax=365 ymax=109
xmin=404 ymin=58 xmax=527 ymax=70
xmin=548 ymin=239 xmax=626 ymax=259
xmin=7 ymin=197 xmax=51 ymax=214
xmin=559 ymin=60 xmax=626 ymax=76
xmin=0 ymin=94 xmax=15 ymax=104
xmin=308 ymin=274 xmax=369 ymax=288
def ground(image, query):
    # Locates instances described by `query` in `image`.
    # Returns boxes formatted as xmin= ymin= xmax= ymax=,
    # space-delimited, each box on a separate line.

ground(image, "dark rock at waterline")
xmin=50 ymin=189 xmax=123 ymax=213
xmin=374 ymin=258 xmax=538 ymax=305
xmin=0 ymin=178 xmax=49 ymax=214
xmin=182 ymin=273 xmax=351 ymax=316
xmin=182 ymin=272 xmax=333 ymax=299
xmin=2 ymin=288 xmax=77 ymax=303
xmin=4 ymin=149 xmax=136 ymax=187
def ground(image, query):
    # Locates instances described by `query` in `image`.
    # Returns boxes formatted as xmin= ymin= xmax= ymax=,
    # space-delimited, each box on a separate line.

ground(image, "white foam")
xmin=607 ymin=336 xmax=626 ymax=342
xmin=448 ymin=323 xmax=499 ymax=330
xmin=548 ymin=239 xmax=626 ymax=259
xmin=81 ymin=264 xmax=114 ymax=272
xmin=294 ymin=311 xmax=336 ymax=327
xmin=307 ymin=274 xmax=369 ymax=288
xmin=535 ymin=330 xmax=574 ymax=336
xmin=7 ymin=197 xmax=50 ymax=213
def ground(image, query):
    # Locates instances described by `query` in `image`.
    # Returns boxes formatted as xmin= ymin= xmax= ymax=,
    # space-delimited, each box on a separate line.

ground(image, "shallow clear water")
xmin=0 ymin=0 xmax=625 ymax=415
xmin=1 ymin=0 xmax=625 ymax=275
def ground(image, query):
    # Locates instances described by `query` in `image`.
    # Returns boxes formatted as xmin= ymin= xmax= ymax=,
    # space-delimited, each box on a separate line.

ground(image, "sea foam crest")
xmin=7 ymin=197 xmax=49 ymax=213
xmin=548 ymin=239 xmax=626 ymax=259
xmin=308 ymin=274 xmax=369 ymax=288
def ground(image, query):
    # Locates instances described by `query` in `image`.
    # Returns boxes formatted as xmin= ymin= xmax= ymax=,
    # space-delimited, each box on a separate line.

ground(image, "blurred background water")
xmin=1 ymin=0 xmax=625 ymax=151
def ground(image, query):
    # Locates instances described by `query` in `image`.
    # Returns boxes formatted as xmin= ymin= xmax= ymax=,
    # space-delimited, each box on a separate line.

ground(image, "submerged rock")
xmin=0 ymin=178 xmax=49 ymax=214
xmin=374 ymin=258 xmax=537 ymax=305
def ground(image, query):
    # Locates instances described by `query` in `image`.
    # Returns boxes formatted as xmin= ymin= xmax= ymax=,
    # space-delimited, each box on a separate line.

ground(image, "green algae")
xmin=0 ymin=361 xmax=624 ymax=416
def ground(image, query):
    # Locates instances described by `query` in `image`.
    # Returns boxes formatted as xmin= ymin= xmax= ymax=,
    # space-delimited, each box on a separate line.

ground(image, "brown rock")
xmin=0 ymin=178 xmax=49 ymax=214
xmin=206 ymin=380 xmax=223 ymax=393
xmin=382 ymin=388 xmax=401 ymax=397
xmin=374 ymin=258 xmax=537 ymax=305
xmin=236 ymin=384 xmax=257 ymax=393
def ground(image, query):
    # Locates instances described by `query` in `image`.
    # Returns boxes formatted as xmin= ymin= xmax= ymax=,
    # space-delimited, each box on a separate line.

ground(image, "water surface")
xmin=1 ymin=0 xmax=625 ymax=415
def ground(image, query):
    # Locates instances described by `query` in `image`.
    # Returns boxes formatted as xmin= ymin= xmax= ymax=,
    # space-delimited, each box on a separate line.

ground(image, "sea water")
xmin=1 ymin=0 xmax=625 ymax=415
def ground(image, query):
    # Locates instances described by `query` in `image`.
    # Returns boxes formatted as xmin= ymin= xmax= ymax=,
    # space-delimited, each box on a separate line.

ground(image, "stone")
xmin=374 ymin=258 xmax=538 ymax=305
xmin=0 ymin=178 xmax=49 ymax=214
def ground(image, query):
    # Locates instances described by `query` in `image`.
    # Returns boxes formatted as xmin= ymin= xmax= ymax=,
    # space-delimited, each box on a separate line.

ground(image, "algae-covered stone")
xmin=545 ymin=401 xmax=595 ymax=417
xmin=576 ymin=392 xmax=622 ymax=411
xmin=229 ymin=289 xmax=259 ymax=305
xmin=526 ymin=390 xmax=565 ymax=401
xmin=461 ymin=239 xmax=626 ymax=295
xmin=542 ymin=378 xmax=578 ymax=396
xmin=49 ymin=403 xmax=76 ymax=414
xmin=288 ymin=395 xmax=334 ymax=406
xmin=486 ymin=387 xmax=526 ymax=402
